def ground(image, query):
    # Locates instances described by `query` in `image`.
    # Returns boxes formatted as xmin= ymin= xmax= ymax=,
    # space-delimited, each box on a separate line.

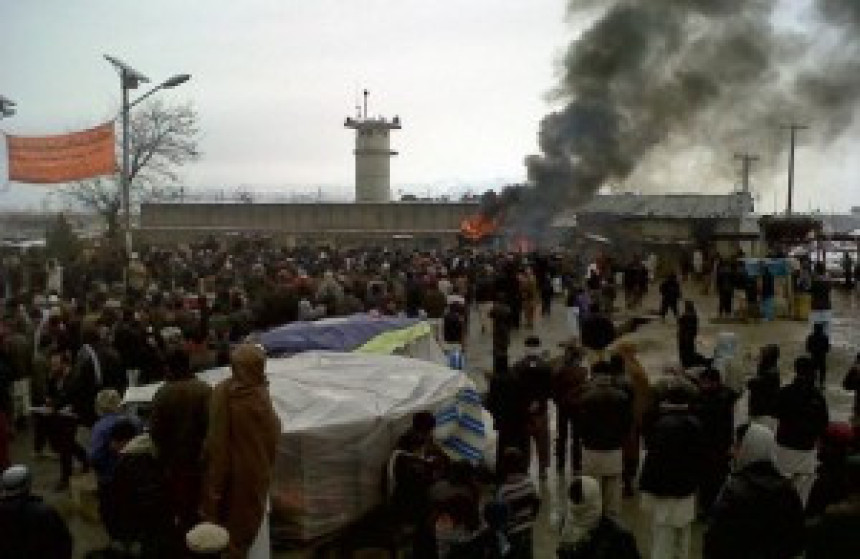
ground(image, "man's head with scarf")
xmin=732 ymin=422 xmax=777 ymax=472
xmin=559 ymin=475 xmax=602 ymax=547
xmin=230 ymin=343 xmax=267 ymax=388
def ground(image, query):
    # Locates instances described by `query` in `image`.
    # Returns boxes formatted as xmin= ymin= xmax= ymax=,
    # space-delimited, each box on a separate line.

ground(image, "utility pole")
xmin=734 ymin=152 xmax=759 ymax=194
xmin=782 ymin=123 xmax=808 ymax=215
xmin=104 ymin=55 xmax=189 ymax=293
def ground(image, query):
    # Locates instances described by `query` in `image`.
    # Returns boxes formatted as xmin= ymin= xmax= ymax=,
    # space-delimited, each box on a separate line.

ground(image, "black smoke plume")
xmin=511 ymin=0 xmax=860 ymax=227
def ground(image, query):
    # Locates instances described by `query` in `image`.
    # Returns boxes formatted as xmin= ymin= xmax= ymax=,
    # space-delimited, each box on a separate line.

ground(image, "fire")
xmin=460 ymin=213 xmax=499 ymax=241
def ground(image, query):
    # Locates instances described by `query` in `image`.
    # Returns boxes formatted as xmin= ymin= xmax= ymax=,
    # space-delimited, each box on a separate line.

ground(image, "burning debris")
xmin=459 ymin=186 xmax=530 ymax=242
xmin=460 ymin=213 xmax=499 ymax=241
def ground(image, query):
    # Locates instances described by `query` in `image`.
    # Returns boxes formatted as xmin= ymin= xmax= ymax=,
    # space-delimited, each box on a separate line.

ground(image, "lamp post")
xmin=104 ymin=55 xmax=189 ymax=290
xmin=0 ymin=95 xmax=16 ymax=119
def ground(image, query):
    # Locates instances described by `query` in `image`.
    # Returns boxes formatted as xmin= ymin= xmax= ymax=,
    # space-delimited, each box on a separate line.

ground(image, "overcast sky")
xmin=1 ymin=0 xmax=858 ymax=212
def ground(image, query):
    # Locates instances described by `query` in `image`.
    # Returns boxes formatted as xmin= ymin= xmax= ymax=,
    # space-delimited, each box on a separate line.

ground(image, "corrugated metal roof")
xmin=819 ymin=214 xmax=860 ymax=234
xmin=572 ymin=193 xmax=754 ymax=219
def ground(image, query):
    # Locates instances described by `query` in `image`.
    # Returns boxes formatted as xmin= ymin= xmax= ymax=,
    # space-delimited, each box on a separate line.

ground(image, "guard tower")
xmin=344 ymin=90 xmax=400 ymax=202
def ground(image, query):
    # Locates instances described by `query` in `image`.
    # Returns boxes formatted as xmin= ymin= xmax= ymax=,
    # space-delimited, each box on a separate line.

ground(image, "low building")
xmin=552 ymin=192 xmax=756 ymax=259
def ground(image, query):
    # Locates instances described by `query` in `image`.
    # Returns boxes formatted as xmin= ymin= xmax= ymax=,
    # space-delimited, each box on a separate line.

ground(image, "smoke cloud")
xmin=520 ymin=0 xmax=860 ymax=221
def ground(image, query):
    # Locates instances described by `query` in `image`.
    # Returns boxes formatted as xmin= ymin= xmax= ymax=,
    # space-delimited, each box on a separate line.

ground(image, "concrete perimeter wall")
xmin=138 ymin=202 xmax=479 ymax=248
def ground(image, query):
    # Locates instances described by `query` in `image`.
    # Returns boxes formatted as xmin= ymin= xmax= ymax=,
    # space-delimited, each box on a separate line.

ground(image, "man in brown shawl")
xmin=201 ymin=344 xmax=281 ymax=558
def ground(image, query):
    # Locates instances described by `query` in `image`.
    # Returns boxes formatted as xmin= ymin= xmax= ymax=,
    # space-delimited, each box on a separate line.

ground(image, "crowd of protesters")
xmin=0 ymin=237 xmax=859 ymax=558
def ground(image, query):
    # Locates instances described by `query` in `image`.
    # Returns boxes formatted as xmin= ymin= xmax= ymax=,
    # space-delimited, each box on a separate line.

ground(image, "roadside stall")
xmin=739 ymin=257 xmax=797 ymax=319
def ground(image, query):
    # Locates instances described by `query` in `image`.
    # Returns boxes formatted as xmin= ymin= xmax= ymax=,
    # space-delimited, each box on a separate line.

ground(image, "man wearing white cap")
xmin=186 ymin=522 xmax=229 ymax=558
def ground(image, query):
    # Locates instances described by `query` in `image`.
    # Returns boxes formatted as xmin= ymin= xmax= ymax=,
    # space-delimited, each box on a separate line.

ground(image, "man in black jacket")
xmin=659 ymin=274 xmax=682 ymax=321
xmin=553 ymin=346 xmax=588 ymax=475
xmin=68 ymin=327 xmax=105 ymax=428
xmin=704 ymin=423 xmax=804 ymax=559
xmin=806 ymin=453 xmax=860 ymax=559
xmin=761 ymin=265 xmax=776 ymax=321
xmin=806 ymin=323 xmax=831 ymax=388
xmin=775 ymin=356 xmax=829 ymax=507
xmin=113 ymin=308 xmax=145 ymax=380
xmin=487 ymin=359 xmax=530 ymax=470
xmin=677 ymin=301 xmax=705 ymax=369
xmin=715 ymin=262 xmax=735 ymax=318
xmin=512 ymin=336 xmax=552 ymax=480
xmin=41 ymin=350 xmax=89 ymax=491
xmin=0 ymin=345 xmax=13 ymax=469
xmin=405 ymin=272 xmax=423 ymax=318
xmin=843 ymin=353 xmax=860 ymax=425
xmin=638 ymin=382 xmax=703 ymax=559
xmin=0 ymin=464 xmax=72 ymax=559
xmin=580 ymin=303 xmax=616 ymax=357
xmin=809 ymin=262 xmax=832 ymax=335
xmin=695 ymin=368 xmax=739 ymax=516
xmin=501 ymin=263 xmax=522 ymax=330
xmin=747 ymin=344 xmax=781 ymax=428
xmin=489 ymin=294 xmax=512 ymax=375
xmin=103 ymin=422 xmax=174 ymax=557
xmin=579 ymin=362 xmax=633 ymax=517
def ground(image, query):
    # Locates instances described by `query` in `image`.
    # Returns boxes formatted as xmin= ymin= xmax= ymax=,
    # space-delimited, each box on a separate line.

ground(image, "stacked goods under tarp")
xmin=434 ymin=385 xmax=488 ymax=464
xmin=124 ymin=351 xmax=483 ymax=543
xmin=258 ymin=314 xmax=446 ymax=364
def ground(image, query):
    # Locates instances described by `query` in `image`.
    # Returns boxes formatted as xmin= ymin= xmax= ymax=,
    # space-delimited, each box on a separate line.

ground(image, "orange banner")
xmin=6 ymin=121 xmax=117 ymax=184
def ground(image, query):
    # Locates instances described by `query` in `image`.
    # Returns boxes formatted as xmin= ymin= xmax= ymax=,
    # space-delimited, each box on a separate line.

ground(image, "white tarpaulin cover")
xmin=124 ymin=350 xmax=476 ymax=542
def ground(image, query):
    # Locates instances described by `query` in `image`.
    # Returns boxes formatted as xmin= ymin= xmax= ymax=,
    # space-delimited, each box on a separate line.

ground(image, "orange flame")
xmin=460 ymin=213 xmax=499 ymax=241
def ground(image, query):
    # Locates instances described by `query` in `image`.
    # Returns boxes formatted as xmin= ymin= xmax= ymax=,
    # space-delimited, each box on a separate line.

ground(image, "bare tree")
xmin=64 ymin=99 xmax=200 ymax=238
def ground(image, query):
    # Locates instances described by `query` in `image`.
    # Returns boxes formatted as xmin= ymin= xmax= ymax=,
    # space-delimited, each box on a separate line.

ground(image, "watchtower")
xmin=344 ymin=90 xmax=400 ymax=202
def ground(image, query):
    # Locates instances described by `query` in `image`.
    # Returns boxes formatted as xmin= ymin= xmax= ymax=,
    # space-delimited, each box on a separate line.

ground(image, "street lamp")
xmin=104 ymin=55 xmax=190 ymax=289
xmin=0 ymin=95 xmax=16 ymax=118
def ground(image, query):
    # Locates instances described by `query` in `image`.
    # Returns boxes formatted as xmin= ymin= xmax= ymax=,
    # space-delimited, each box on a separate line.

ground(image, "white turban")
xmin=733 ymin=422 xmax=777 ymax=471
xmin=186 ymin=522 xmax=229 ymax=554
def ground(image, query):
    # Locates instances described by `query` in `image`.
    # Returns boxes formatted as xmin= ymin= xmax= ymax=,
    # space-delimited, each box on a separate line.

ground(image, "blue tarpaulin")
xmin=741 ymin=258 xmax=791 ymax=277
xmin=259 ymin=314 xmax=421 ymax=357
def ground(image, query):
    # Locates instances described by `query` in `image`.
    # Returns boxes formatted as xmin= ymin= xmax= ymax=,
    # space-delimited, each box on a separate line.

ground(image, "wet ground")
xmin=8 ymin=281 xmax=859 ymax=558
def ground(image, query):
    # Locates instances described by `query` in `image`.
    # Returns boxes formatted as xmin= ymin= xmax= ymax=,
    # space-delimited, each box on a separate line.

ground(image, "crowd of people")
xmin=0 ymin=238 xmax=859 ymax=558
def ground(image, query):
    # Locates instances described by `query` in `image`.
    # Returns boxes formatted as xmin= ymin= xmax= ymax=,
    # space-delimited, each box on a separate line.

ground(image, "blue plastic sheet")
xmin=741 ymin=258 xmax=791 ymax=277
xmin=259 ymin=314 xmax=421 ymax=357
